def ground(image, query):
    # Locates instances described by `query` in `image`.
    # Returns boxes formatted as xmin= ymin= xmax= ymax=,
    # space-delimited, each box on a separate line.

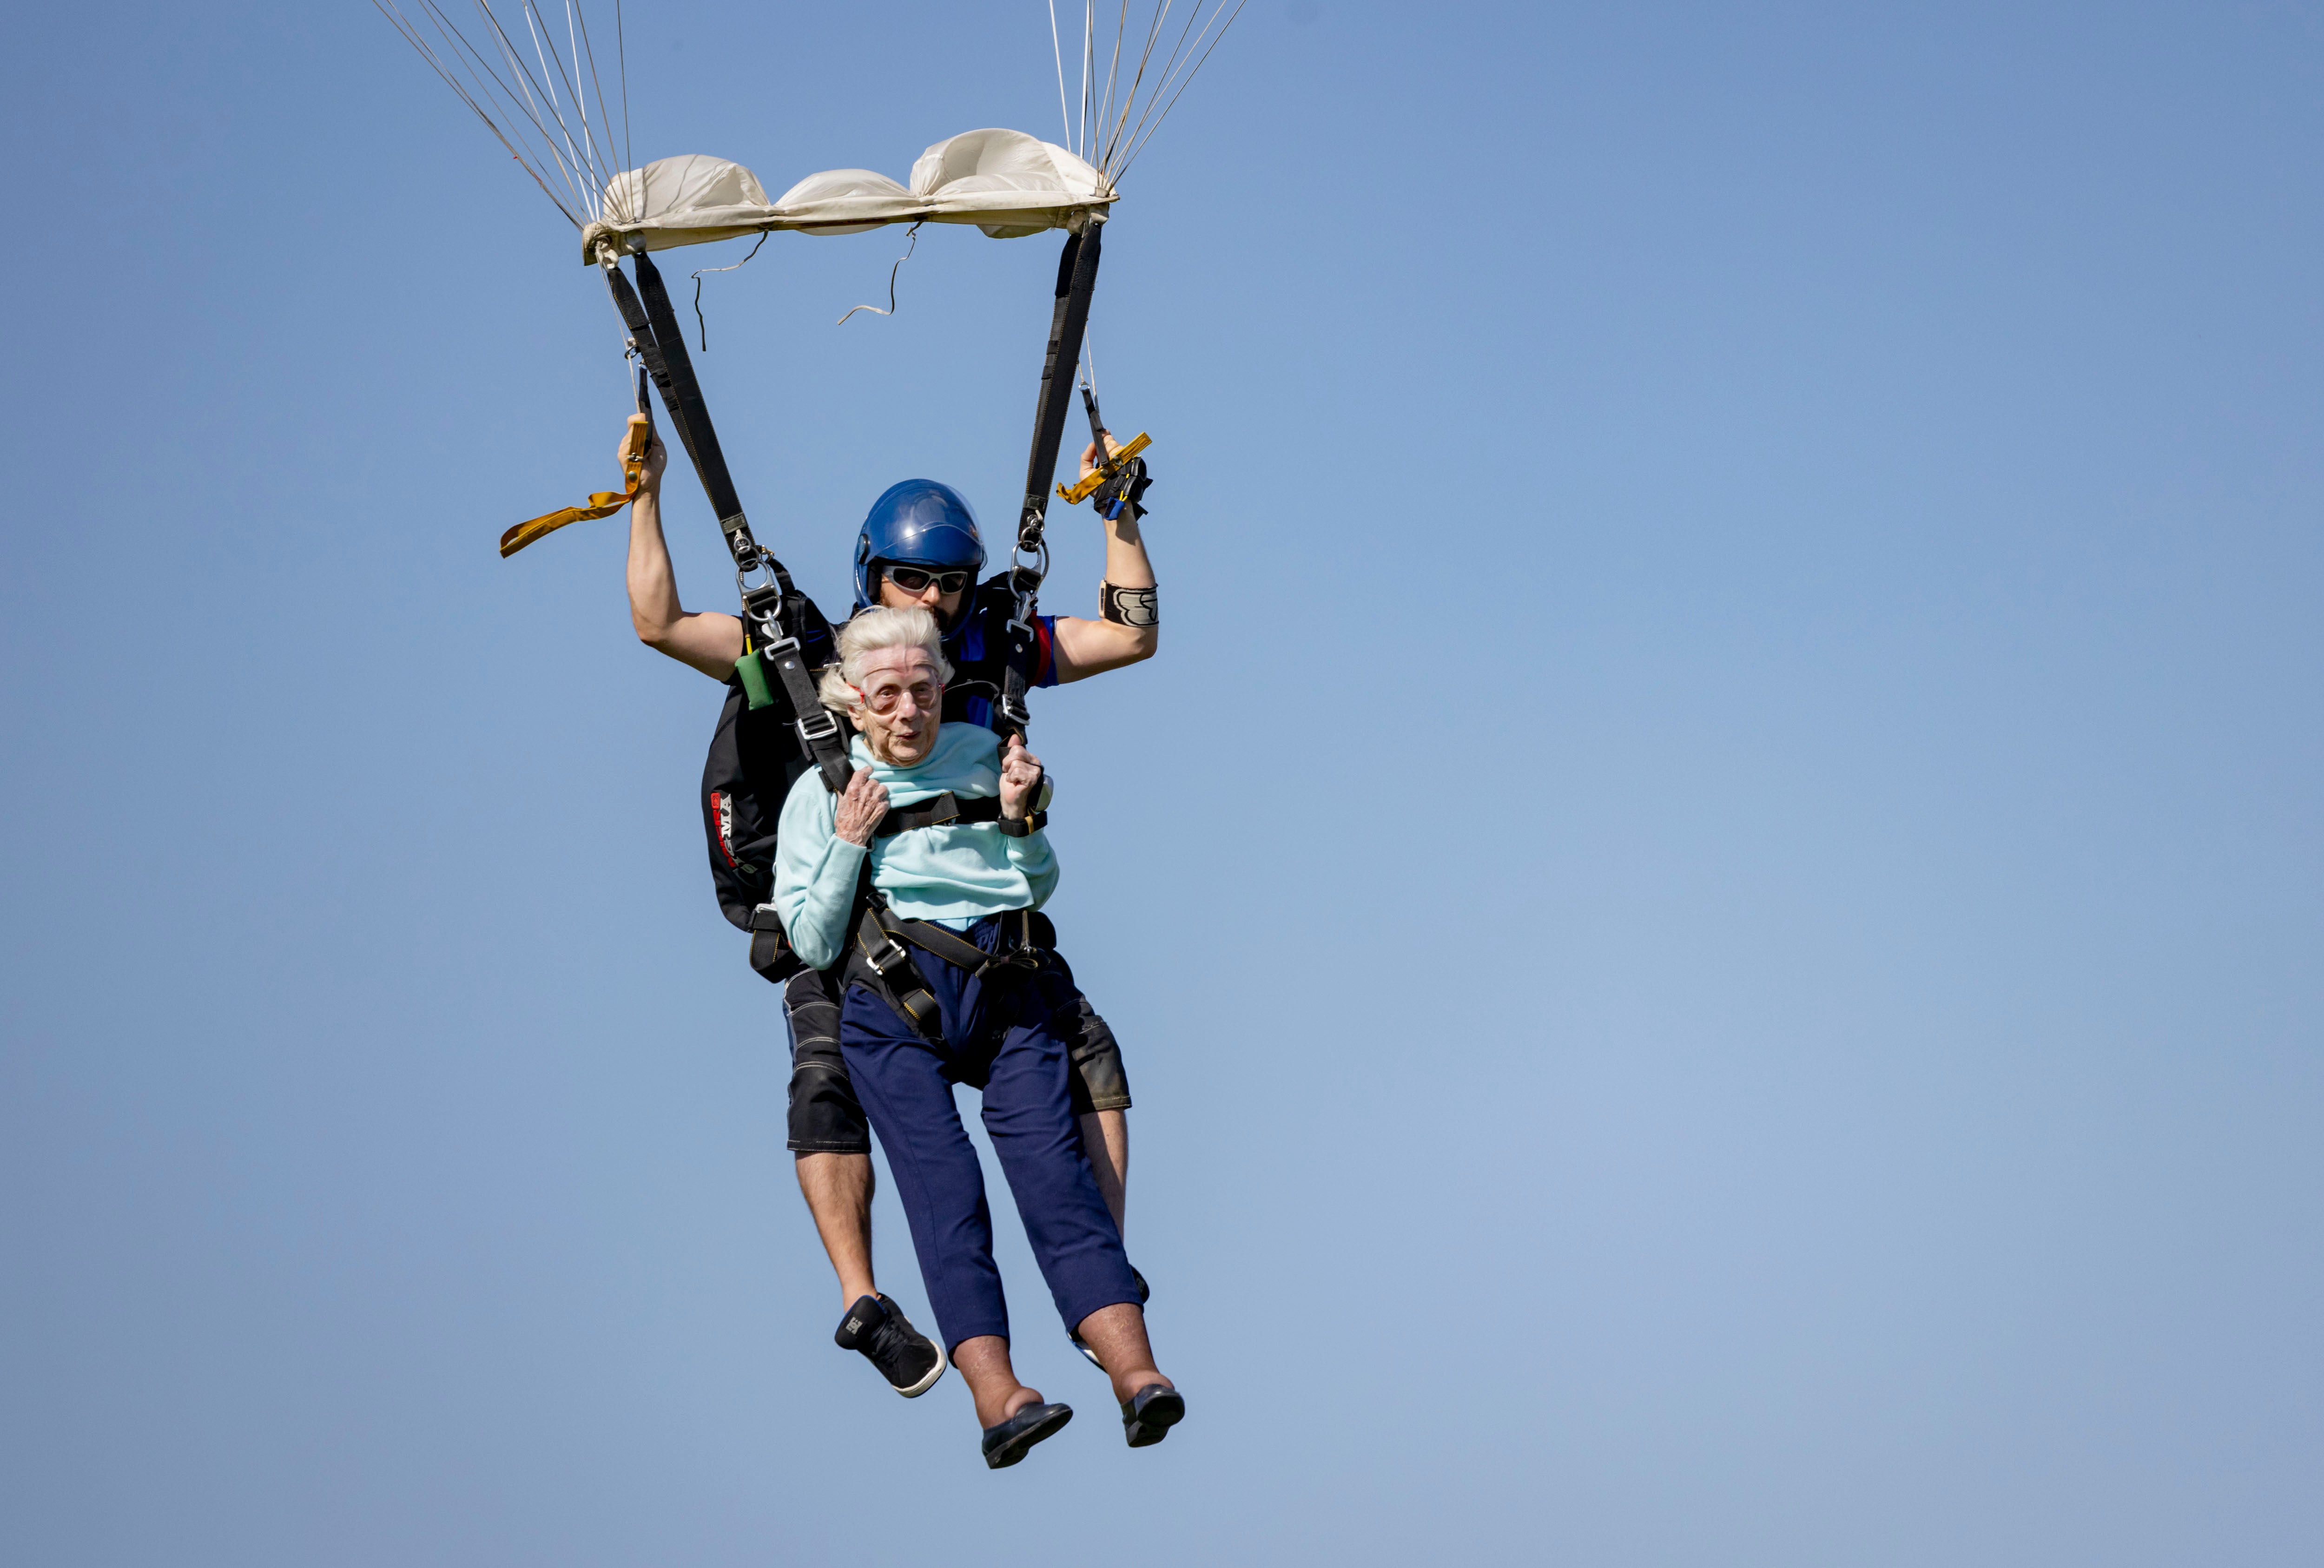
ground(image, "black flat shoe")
xmin=981 ymin=1401 xmax=1074 ymax=1469
xmin=1120 ymin=1383 xmax=1184 ymax=1449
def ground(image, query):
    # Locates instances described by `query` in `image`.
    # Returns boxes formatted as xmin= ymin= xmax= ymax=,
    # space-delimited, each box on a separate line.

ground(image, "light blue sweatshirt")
xmin=772 ymin=722 xmax=1059 ymax=970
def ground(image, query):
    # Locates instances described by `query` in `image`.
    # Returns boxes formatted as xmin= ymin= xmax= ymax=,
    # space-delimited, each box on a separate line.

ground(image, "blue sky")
xmin=3 ymin=2 xmax=2319 ymax=1563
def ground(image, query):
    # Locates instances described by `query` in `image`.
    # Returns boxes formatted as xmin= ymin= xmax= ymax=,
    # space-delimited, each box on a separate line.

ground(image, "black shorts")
xmin=783 ymin=946 xmax=1130 ymax=1154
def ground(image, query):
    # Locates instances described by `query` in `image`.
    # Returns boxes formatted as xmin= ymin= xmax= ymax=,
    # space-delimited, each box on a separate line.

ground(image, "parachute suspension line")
xmin=1098 ymin=0 xmax=1175 ymax=175
xmin=519 ymin=1 xmax=610 ymax=216
xmin=1095 ymin=0 xmax=1130 ymax=173
xmin=555 ymin=0 xmax=618 ymax=206
xmin=371 ymin=0 xmax=580 ymax=225
xmin=836 ymin=223 xmax=925 ymax=326
xmin=1111 ymin=0 xmax=1194 ymax=170
xmin=1043 ymin=0 xmax=1247 ymax=185
xmin=373 ymin=1 xmax=637 ymax=227
xmin=517 ymin=7 xmax=587 ymax=210
xmin=613 ymin=0 xmax=631 ymax=183
xmin=1047 ymin=0 xmax=1073 ymax=147
xmin=485 ymin=2 xmax=614 ymax=216
xmin=544 ymin=1 xmax=605 ymax=205
xmin=690 ymin=232 xmax=768 ymax=350
xmin=475 ymin=2 xmax=591 ymax=217
xmin=468 ymin=0 xmax=598 ymax=215
xmin=569 ymin=0 xmax=623 ymax=204
xmin=1110 ymin=0 xmax=1247 ymax=181
xmin=1079 ymin=2 xmax=1095 ymax=162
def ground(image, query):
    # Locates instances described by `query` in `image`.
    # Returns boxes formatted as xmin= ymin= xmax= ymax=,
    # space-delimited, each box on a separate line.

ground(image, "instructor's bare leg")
xmin=1078 ymin=1109 xmax=1129 ymax=1239
xmin=954 ymin=1336 xmax=1045 ymax=1429
xmin=795 ymin=1152 xmax=877 ymax=1306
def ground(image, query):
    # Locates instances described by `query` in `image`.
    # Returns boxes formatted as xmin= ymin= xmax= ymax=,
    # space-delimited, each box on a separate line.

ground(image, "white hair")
xmin=818 ymin=605 xmax=954 ymax=716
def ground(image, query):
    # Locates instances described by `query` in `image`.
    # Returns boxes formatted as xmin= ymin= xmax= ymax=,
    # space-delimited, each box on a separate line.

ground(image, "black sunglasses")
xmin=884 ymin=564 xmax=973 ymax=595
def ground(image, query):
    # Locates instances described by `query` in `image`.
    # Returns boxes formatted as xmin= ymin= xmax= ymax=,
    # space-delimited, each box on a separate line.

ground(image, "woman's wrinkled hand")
xmin=835 ymin=767 xmax=890 ymax=846
xmin=998 ymin=733 xmax=1044 ymax=822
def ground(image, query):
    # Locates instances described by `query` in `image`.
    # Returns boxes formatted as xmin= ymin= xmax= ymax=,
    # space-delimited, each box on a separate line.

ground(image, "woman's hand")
xmin=998 ymin=734 xmax=1044 ymax=822
xmin=834 ymin=767 xmax=890 ymax=846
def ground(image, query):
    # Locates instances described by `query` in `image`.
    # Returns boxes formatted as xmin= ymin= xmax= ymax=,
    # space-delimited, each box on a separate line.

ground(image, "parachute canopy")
xmin=581 ymin=129 xmax=1114 ymax=262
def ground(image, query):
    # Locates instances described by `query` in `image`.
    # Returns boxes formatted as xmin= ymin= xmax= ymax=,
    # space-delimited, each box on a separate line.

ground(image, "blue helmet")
xmin=853 ymin=479 xmax=985 ymax=609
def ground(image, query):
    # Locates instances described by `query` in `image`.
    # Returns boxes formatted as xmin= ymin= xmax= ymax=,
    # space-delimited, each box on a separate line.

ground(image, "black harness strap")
xmin=600 ymin=249 xmax=852 ymax=794
xmin=746 ymin=902 xmax=793 ymax=982
xmin=997 ymin=222 xmax=1105 ymax=737
xmin=847 ymin=900 xmax=1045 ymax=1042
xmin=874 ymin=791 xmax=967 ymax=834
xmin=849 ymin=905 xmax=944 ymax=1041
xmin=841 ymin=784 xmax=1051 ymax=1039
xmin=873 ymin=792 xmax=1047 ymax=838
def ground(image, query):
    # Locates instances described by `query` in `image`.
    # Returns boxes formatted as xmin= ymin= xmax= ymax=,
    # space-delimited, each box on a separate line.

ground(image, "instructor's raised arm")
xmin=625 ymin=428 xmax=746 ymax=680
xmin=1050 ymin=435 xmax=1160 ymax=683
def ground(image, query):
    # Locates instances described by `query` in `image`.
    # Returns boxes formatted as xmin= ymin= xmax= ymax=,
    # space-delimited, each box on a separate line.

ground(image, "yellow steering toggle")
xmin=1055 ymin=431 xmax=1153 ymax=507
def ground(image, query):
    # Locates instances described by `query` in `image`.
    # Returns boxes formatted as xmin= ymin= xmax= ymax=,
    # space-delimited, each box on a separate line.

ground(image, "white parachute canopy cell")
xmin=583 ymin=130 xmax=1113 ymax=260
xmin=376 ymin=0 xmax=1247 ymax=255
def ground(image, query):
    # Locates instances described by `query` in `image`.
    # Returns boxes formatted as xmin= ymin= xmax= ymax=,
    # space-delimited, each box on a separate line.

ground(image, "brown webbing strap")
xmin=499 ymin=412 xmax=653 ymax=558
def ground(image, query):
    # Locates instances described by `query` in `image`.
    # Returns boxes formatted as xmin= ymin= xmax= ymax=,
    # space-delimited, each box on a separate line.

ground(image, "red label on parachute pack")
xmin=712 ymin=791 xmax=737 ymax=866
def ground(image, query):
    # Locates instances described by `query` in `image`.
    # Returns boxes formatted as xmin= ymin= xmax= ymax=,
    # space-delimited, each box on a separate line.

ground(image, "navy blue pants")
xmin=840 ymin=916 xmax=1141 ymax=1356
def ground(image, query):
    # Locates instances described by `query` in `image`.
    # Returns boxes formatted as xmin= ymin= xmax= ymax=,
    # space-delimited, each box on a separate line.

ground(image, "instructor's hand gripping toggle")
xmin=1056 ymin=430 xmax=1152 ymax=507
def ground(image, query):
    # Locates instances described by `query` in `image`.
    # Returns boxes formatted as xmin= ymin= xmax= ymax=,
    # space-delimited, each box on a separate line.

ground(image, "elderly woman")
xmin=772 ymin=606 xmax=1182 ymax=1469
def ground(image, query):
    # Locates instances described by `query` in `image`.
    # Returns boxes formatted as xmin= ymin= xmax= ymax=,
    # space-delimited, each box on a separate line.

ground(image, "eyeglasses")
xmin=884 ymin=565 xmax=973 ymax=595
xmin=857 ymin=678 xmax=943 ymax=715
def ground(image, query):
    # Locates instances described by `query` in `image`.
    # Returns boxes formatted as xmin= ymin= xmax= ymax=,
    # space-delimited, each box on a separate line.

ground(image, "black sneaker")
xmin=1070 ymin=1266 xmax=1150 ymax=1370
xmin=982 ymin=1400 xmax=1074 ymax=1469
xmin=834 ymin=1294 xmax=946 ymax=1397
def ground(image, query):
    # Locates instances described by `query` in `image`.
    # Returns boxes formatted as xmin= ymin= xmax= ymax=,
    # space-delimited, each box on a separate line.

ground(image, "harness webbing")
xmin=872 ymin=791 xmax=1050 ymax=838
xmin=850 ymin=900 xmax=1045 ymax=1043
xmin=600 ymin=251 xmax=852 ymax=794
xmin=997 ymin=222 xmax=1106 ymax=736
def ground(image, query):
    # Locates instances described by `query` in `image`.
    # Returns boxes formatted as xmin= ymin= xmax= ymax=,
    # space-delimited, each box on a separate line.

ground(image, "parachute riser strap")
xmin=605 ymin=260 xmax=786 ymax=593
xmin=1001 ymin=224 xmax=1105 ymax=734
xmin=614 ymin=256 xmax=849 ymax=791
xmin=609 ymin=254 xmax=799 ymax=604
xmin=601 ymin=262 xmax=706 ymax=491
xmin=629 ymin=250 xmax=746 ymax=522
